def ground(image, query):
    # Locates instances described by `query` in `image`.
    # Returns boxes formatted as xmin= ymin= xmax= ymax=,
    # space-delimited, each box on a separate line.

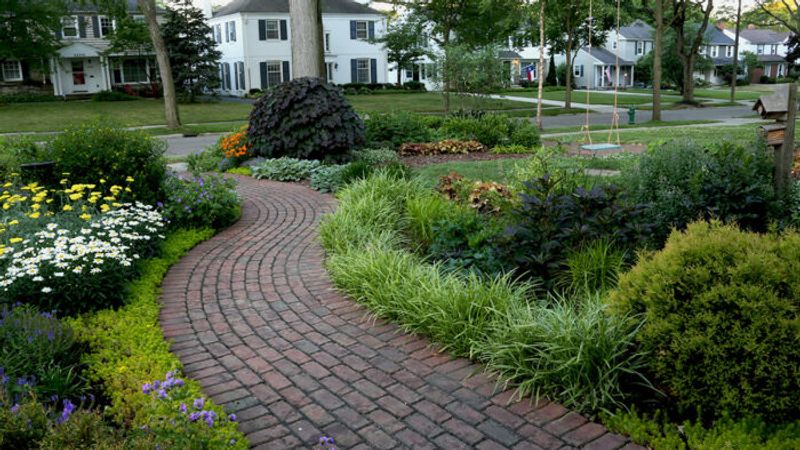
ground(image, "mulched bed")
xmin=400 ymin=152 xmax=531 ymax=167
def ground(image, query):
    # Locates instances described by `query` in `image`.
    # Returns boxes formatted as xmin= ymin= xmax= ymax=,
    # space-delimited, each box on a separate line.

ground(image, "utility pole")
xmin=290 ymin=0 xmax=325 ymax=78
xmin=730 ymin=0 xmax=742 ymax=103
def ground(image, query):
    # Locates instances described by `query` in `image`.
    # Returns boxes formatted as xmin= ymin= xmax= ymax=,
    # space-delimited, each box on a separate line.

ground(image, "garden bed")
xmin=401 ymin=152 xmax=530 ymax=167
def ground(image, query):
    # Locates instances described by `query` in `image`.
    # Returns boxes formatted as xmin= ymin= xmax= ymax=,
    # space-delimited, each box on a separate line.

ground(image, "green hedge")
xmin=68 ymin=228 xmax=247 ymax=448
xmin=609 ymin=221 xmax=800 ymax=423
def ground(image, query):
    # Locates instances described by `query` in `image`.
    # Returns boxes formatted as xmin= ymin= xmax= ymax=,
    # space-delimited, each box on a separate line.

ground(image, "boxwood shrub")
xmin=609 ymin=221 xmax=800 ymax=422
xmin=248 ymin=77 xmax=364 ymax=161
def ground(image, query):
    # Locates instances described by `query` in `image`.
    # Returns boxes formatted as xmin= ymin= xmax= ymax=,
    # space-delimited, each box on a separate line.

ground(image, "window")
xmin=356 ymin=58 xmax=370 ymax=83
xmin=228 ymin=21 xmax=236 ymax=42
xmin=214 ymin=24 xmax=221 ymax=43
xmin=62 ymin=16 xmax=78 ymax=38
xmin=1 ymin=61 xmax=22 ymax=81
xmin=326 ymin=62 xmax=334 ymax=82
xmin=266 ymin=61 xmax=282 ymax=87
xmin=757 ymin=44 xmax=764 ymax=54
xmin=710 ymin=45 xmax=719 ymax=57
xmin=224 ymin=62 xmax=231 ymax=90
xmin=235 ymin=62 xmax=245 ymax=90
xmin=574 ymin=64 xmax=584 ymax=77
xmin=325 ymin=32 xmax=331 ymax=52
xmin=355 ymin=21 xmax=368 ymax=40
xmin=779 ymin=64 xmax=785 ymax=76
xmin=636 ymin=40 xmax=643 ymax=55
xmin=97 ymin=16 xmax=115 ymax=37
xmin=405 ymin=68 xmax=413 ymax=78
xmin=726 ymin=45 xmax=733 ymax=57
xmin=612 ymin=40 xmax=617 ymax=50
xmin=771 ymin=44 xmax=778 ymax=55
xmin=122 ymin=59 xmax=148 ymax=83
xmin=699 ymin=46 xmax=706 ymax=55
xmin=265 ymin=20 xmax=280 ymax=40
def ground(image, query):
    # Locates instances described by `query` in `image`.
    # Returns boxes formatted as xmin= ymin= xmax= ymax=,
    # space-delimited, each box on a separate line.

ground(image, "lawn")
xmin=502 ymin=89 xmax=681 ymax=105
xmin=348 ymin=92 xmax=534 ymax=114
xmin=554 ymin=121 xmax=765 ymax=145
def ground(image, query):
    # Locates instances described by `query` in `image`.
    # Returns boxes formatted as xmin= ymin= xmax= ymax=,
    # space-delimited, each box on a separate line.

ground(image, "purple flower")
xmin=10 ymin=404 xmax=19 ymax=414
xmin=157 ymin=201 xmax=164 ymax=208
xmin=141 ymin=382 xmax=152 ymax=394
xmin=229 ymin=439 xmax=236 ymax=445
xmin=47 ymin=331 xmax=55 ymax=341
xmin=228 ymin=413 xmax=237 ymax=422
xmin=193 ymin=397 xmax=205 ymax=410
xmin=205 ymin=415 xmax=215 ymax=427
xmin=157 ymin=389 xmax=167 ymax=399
xmin=57 ymin=399 xmax=75 ymax=424
xmin=174 ymin=379 xmax=184 ymax=387
xmin=179 ymin=403 xmax=187 ymax=414
xmin=165 ymin=371 xmax=174 ymax=380
xmin=188 ymin=412 xmax=200 ymax=422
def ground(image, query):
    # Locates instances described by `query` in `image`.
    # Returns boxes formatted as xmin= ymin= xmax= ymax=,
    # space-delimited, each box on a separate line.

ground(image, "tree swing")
xmin=579 ymin=0 xmax=623 ymax=152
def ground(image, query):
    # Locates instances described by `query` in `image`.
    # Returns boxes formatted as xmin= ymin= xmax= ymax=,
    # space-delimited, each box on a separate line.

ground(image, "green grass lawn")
xmin=544 ymin=119 xmax=719 ymax=134
xmin=0 ymin=99 xmax=254 ymax=133
xmin=502 ymin=90 xmax=668 ymax=105
xmin=348 ymin=93 xmax=533 ymax=114
xmin=554 ymin=121 xmax=765 ymax=145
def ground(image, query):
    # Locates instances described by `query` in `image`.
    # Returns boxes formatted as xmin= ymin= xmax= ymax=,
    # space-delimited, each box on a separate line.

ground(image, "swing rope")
xmin=581 ymin=0 xmax=594 ymax=144
xmin=607 ymin=0 xmax=622 ymax=145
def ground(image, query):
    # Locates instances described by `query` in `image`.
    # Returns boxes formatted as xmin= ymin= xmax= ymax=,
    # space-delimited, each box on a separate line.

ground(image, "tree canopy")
xmin=0 ymin=0 xmax=68 ymax=67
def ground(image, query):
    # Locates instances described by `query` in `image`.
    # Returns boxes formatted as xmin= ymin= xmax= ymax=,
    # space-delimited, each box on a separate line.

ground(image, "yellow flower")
xmin=8 ymin=220 xmax=18 ymax=225
xmin=2 ymin=204 xmax=9 ymax=210
xmin=100 ymin=204 xmax=110 ymax=213
xmin=62 ymin=204 xmax=73 ymax=212
xmin=80 ymin=213 xmax=91 ymax=221
xmin=100 ymin=179 xmax=106 ymax=184
xmin=28 ymin=212 xmax=40 ymax=219
xmin=9 ymin=237 xmax=22 ymax=244
xmin=30 ymin=204 xmax=41 ymax=211
xmin=60 ymin=179 xmax=69 ymax=185
xmin=124 ymin=187 xmax=132 ymax=193
xmin=103 ymin=196 xmax=115 ymax=201
xmin=0 ymin=246 xmax=4 ymax=257
xmin=2 ymin=182 xmax=11 ymax=188
xmin=69 ymin=193 xmax=82 ymax=201
xmin=112 ymin=202 xmax=122 ymax=207
xmin=125 ymin=176 xmax=135 ymax=183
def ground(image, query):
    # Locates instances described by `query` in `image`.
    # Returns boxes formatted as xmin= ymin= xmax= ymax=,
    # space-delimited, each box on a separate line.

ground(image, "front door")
xmin=71 ymin=61 xmax=86 ymax=91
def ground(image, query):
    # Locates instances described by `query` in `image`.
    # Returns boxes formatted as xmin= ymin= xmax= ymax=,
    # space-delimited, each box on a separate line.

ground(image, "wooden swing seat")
xmin=580 ymin=143 xmax=622 ymax=152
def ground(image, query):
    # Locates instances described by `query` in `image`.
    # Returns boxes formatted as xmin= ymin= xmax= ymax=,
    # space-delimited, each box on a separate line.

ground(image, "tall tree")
xmin=290 ymin=0 xmax=325 ymax=79
xmin=95 ymin=0 xmax=180 ymax=128
xmin=544 ymin=0 xmax=619 ymax=109
xmin=670 ymin=0 xmax=713 ymax=103
xmin=161 ymin=0 xmax=221 ymax=102
xmin=536 ymin=0 xmax=545 ymax=130
xmin=730 ymin=0 xmax=742 ymax=103
xmin=751 ymin=0 xmax=799 ymax=32
xmin=0 ymin=0 xmax=67 ymax=74
xmin=373 ymin=13 xmax=428 ymax=85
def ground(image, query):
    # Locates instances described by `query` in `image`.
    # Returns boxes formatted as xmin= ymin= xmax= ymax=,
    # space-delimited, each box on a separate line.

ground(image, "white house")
xmin=1 ymin=0 xmax=161 ymax=97
xmin=736 ymin=27 xmax=790 ymax=81
xmin=556 ymin=47 xmax=635 ymax=90
xmin=208 ymin=0 xmax=389 ymax=95
xmin=606 ymin=19 xmax=654 ymax=63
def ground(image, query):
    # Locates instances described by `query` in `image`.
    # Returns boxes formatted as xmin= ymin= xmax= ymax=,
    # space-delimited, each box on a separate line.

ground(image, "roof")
xmin=215 ymin=0 xmax=382 ymax=17
xmin=705 ymin=27 xmax=735 ymax=45
xmin=67 ymin=0 xmax=144 ymax=13
xmin=618 ymin=19 xmax=653 ymax=40
xmin=740 ymin=29 xmax=790 ymax=44
xmin=499 ymin=50 xmax=522 ymax=59
xmin=758 ymin=54 xmax=787 ymax=63
xmin=582 ymin=47 xmax=633 ymax=66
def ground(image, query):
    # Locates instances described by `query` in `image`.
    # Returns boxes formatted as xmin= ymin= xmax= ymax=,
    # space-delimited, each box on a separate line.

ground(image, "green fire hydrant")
xmin=627 ymin=106 xmax=636 ymax=125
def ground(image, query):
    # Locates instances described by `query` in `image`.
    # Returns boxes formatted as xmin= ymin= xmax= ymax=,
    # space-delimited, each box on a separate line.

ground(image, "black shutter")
xmin=350 ymin=21 xmax=356 ymax=39
xmin=231 ymin=22 xmax=236 ymax=42
xmin=282 ymin=61 xmax=290 ymax=82
xmin=350 ymin=59 xmax=357 ymax=83
xmin=280 ymin=20 xmax=288 ymax=40
xmin=92 ymin=16 xmax=100 ymax=38
xmin=368 ymin=21 xmax=375 ymax=40
xmin=258 ymin=20 xmax=266 ymax=40
xmin=224 ymin=22 xmax=229 ymax=42
xmin=260 ymin=62 xmax=267 ymax=89
xmin=78 ymin=16 xmax=86 ymax=38
xmin=234 ymin=63 xmax=239 ymax=90
xmin=239 ymin=62 xmax=245 ymax=90
xmin=56 ymin=27 xmax=63 ymax=40
xmin=225 ymin=63 xmax=231 ymax=90
xmin=370 ymin=59 xmax=377 ymax=84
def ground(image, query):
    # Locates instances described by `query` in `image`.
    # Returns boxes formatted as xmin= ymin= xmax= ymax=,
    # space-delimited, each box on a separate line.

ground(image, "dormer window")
xmin=61 ymin=16 xmax=78 ymax=38
xmin=98 ymin=16 xmax=115 ymax=37
xmin=636 ymin=41 xmax=643 ymax=55
xmin=771 ymin=45 xmax=778 ymax=54
xmin=726 ymin=45 xmax=733 ymax=57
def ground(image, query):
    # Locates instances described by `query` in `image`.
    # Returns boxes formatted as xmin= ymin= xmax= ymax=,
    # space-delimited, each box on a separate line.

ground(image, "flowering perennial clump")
xmin=219 ymin=128 xmax=250 ymax=160
xmin=0 ymin=202 xmax=165 ymax=314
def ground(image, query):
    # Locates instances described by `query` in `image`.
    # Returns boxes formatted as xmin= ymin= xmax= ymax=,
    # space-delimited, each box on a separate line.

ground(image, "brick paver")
xmin=160 ymin=176 xmax=642 ymax=449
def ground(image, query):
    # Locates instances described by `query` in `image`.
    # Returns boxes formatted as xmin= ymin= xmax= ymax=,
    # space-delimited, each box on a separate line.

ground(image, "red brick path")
xmin=160 ymin=177 xmax=643 ymax=450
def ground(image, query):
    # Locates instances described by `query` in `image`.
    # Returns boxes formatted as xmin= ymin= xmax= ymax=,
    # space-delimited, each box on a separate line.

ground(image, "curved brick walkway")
xmin=160 ymin=176 xmax=642 ymax=450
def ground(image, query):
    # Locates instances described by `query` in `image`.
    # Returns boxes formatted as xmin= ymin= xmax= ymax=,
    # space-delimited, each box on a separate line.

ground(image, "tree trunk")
xmin=565 ymin=33 xmax=573 ymax=109
xmin=397 ymin=65 xmax=402 ymax=85
xmin=442 ymin=28 xmax=451 ymax=113
xmin=536 ymin=0 xmax=545 ymax=130
xmin=682 ymin=54 xmax=695 ymax=102
xmin=139 ymin=0 xmax=180 ymax=129
xmin=730 ymin=0 xmax=742 ymax=103
xmin=652 ymin=0 xmax=663 ymax=121
xmin=290 ymin=0 xmax=324 ymax=78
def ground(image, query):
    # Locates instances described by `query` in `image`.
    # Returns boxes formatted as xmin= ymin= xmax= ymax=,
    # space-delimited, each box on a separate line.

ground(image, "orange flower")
xmin=220 ymin=129 xmax=250 ymax=159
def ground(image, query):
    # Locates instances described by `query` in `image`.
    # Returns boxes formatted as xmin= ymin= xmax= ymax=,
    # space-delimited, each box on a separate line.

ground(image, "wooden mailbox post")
xmin=753 ymin=82 xmax=797 ymax=194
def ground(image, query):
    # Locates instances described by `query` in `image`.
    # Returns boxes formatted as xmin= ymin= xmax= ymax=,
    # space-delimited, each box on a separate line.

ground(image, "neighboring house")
xmin=605 ymin=19 xmax=654 ymax=63
xmin=385 ymin=29 xmax=438 ymax=90
xmin=1 ymin=0 xmax=159 ymax=97
xmin=555 ymin=47 xmax=635 ymax=90
xmin=501 ymin=36 xmax=551 ymax=86
xmin=208 ymin=0 xmax=388 ymax=95
xmin=695 ymin=26 xmax=737 ymax=85
xmin=737 ymin=28 xmax=790 ymax=81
